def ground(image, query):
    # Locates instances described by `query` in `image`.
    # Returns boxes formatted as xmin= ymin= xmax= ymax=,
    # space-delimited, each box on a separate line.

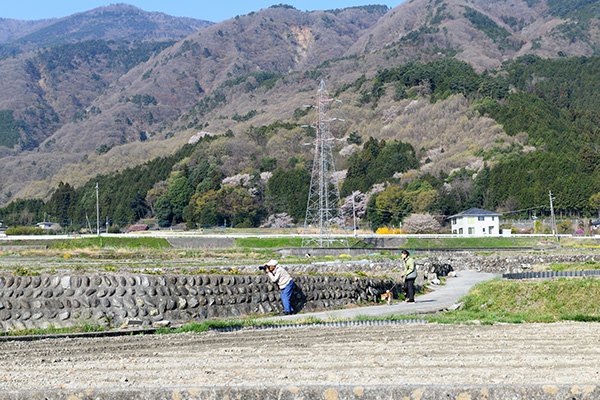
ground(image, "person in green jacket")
xmin=401 ymin=249 xmax=416 ymax=303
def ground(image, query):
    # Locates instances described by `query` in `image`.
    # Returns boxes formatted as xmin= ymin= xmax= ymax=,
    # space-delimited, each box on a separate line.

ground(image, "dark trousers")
xmin=404 ymin=278 xmax=415 ymax=302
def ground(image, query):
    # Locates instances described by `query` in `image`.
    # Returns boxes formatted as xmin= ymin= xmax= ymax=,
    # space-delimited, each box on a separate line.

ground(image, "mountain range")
xmin=0 ymin=0 xmax=599 ymax=210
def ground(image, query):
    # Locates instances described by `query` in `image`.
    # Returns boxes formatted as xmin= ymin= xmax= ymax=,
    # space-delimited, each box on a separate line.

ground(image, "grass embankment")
xmin=404 ymin=237 xmax=545 ymax=249
xmin=0 ymin=323 xmax=105 ymax=337
xmin=428 ymin=278 xmax=600 ymax=324
xmin=234 ymin=237 xmax=369 ymax=249
xmin=236 ymin=236 xmax=548 ymax=249
xmin=235 ymin=237 xmax=304 ymax=248
xmin=557 ymin=237 xmax=600 ymax=248
xmin=549 ymin=261 xmax=600 ymax=271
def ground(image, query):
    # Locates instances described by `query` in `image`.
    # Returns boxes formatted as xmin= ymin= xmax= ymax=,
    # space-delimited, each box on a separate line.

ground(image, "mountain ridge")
xmin=1 ymin=4 xmax=212 ymax=49
xmin=0 ymin=0 xmax=599 ymax=211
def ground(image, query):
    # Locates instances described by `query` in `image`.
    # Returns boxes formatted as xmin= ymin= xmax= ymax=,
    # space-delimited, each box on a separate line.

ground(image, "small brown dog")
xmin=380 ymin=290 xmax=393 ymax=305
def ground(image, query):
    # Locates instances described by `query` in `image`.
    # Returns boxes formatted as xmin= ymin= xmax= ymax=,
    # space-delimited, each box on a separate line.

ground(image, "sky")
xmin=1 ymin=1 xmax=403 ymax=22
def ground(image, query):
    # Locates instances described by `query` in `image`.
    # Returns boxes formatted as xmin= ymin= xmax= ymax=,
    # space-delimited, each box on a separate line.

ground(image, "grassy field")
xmin=49 ymin=237 xmax=171 ymax=249
xmin=0 ymin=237 xmax=171 ymax=249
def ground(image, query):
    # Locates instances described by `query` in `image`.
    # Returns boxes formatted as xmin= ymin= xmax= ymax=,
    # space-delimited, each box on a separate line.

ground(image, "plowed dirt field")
xmin=0 ymin=322 xmax=598 ymax=390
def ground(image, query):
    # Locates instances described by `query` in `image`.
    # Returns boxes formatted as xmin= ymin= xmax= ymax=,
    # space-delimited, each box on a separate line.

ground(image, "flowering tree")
xmin=402 ymin=213 xmax=442 ymax=233
xmin=260 ymin=213 xmax=294 ymax=228
xmin=340 ymin=183 xmax=386 ymax=226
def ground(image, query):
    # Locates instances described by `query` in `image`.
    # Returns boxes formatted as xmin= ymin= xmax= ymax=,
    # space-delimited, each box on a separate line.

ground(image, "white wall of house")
xmin=451 ymin=215 xmax=500 ymax=236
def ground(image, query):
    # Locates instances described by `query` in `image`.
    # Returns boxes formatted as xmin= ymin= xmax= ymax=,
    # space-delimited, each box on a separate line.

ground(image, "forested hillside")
xmin=2 ymin=55 xmax=600 ymax=231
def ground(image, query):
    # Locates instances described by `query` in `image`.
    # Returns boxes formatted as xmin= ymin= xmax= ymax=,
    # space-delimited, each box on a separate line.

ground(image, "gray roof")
xmin=449 ymin=207 xmax=501 ymax=218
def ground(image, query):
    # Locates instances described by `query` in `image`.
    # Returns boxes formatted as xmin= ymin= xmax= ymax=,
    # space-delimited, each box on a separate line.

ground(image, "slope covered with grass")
xmin=434 ymin=278 xmax=600 ymax=323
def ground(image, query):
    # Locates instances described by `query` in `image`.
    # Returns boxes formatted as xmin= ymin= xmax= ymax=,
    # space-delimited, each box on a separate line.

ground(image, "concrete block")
xmin=60 ymin=276 xmax=71 ymax=289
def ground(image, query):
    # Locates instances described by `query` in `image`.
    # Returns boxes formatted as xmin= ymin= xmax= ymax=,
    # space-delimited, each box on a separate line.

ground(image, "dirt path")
xmin=0 ymin=322 xmax=598 ymax=391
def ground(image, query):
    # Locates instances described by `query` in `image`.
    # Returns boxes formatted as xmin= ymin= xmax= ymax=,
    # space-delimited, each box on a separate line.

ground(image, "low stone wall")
xmin=421 ymin=252 xmax=600 ymax=274
xmin=166 ymin=237 xmax=235 ymax=249
xmin=2 ymin=384 xmax=598 ymax=400
xmin=0 ymin=273 xmax=394 ymax=332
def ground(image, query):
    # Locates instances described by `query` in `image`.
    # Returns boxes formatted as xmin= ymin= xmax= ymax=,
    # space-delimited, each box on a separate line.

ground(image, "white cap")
xmin=266 ymin=259 xmax=278 ymax=266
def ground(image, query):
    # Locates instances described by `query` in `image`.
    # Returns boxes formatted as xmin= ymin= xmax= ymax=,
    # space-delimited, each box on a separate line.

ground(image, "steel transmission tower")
xmin=303 ymin=80 xmax=344 ymax=247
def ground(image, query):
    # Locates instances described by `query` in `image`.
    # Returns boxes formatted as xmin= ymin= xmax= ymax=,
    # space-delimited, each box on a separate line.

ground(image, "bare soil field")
xmin=0 ymin=322 xmax=598 ymax=391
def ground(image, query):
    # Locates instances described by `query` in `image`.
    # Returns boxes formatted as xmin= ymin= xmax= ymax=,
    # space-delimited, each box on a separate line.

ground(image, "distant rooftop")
xmin=449 ymin=207 xmax=501 ymax=218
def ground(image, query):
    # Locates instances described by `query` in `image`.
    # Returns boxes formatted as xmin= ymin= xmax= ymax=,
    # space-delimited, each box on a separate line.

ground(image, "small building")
xmin=36 ymin=221 xmax=61 ymax=231
xmin=449 ymin=208 xmax=501 ymax=236
xmin=127 ymin=223 xmax=149 ymax=233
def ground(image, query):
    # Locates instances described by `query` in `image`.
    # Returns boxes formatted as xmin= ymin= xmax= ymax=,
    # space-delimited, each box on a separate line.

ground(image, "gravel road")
xmin=0 ymin=322 xmax=598 ymax=391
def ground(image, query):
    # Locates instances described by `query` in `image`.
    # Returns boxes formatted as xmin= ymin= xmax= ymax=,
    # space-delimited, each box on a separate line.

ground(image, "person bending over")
xmin=262 ymin=259 xmax=295 ymax=314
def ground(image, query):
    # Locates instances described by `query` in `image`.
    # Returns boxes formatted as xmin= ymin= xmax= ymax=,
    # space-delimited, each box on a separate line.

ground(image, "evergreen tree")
xmin=45 ymin=182 xmax=77 ymax=226
xmin=266 ymin=168 xmax=311 ymax=222
xmin=0 ymin=199 xmax=44 ymax=226
xmin=341 ymin=138 xmax=418 ymax=196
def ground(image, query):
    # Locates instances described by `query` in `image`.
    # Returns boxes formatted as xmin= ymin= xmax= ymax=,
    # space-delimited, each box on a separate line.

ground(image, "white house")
xmin=449 ymin=208 xmax=501 ymax=236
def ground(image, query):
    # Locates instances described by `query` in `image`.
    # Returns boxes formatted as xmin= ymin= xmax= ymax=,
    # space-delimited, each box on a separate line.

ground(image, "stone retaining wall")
xmin=0 ymin=273 xmax=394 ymax=332
xmin=421 ymin=253 xmax=600 ymax=274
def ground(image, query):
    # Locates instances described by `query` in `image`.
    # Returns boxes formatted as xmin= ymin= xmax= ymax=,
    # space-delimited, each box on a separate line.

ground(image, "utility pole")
xmin=96 ymin=182 xmax=100 ymax=236
xmin=549 ymin=190 xmax=557 ymax=238
xmin=352 ymin=192 xmax=357 ymax=237
xmin=303 ymin=80 xmax=344 ymax=248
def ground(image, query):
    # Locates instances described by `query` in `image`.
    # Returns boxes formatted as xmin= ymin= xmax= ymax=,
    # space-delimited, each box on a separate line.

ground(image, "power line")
xmin=303 ymin=80 xmax=344 ymax=248
xmin=500 ymin=205 xmax=545 ymax=215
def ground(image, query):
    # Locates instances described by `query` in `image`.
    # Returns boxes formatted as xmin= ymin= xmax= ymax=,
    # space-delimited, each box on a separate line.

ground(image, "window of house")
xmin=478 ymin=216 xmax=485 ymax=221
xmin=468 ymin=227 xmax=474 ymax=235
